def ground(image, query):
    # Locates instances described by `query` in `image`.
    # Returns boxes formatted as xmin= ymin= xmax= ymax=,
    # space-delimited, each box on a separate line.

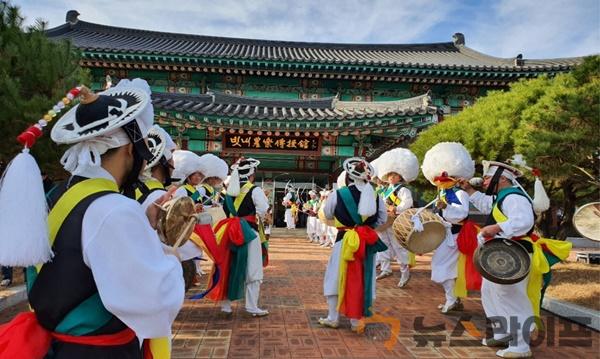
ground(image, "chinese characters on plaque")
xmin=223 ymin=133 xmax=320 ymax=154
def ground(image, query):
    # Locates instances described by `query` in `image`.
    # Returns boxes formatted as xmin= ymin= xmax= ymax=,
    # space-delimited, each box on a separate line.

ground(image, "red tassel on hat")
xmin=16 ymin=125 xmax=43 ymax=148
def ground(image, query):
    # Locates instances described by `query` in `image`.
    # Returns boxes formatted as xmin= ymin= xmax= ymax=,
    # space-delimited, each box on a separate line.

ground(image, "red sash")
xmin=0 ymin=312 xmax=136 ymax=359
xmin=339 ymin=225 xmax=379 ymax=319
xmin=456 ymin=220 xmax=482 ymax=291
xmin=206 ymin=215 xmax=255 ymax=301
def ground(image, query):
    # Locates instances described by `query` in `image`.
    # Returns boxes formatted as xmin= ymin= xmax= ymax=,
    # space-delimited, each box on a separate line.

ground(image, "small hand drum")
xmin=475 ymin=238 xmax=531 ymax=284
xmin=573 ymin=202 xmax=600 ymax=241
xmin=157 ymin=196 xmax=197 ymax=248
xmin=392 ymin=208 xmax=446 ymax=253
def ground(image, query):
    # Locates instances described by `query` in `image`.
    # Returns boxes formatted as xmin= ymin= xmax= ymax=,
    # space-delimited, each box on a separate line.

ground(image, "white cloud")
xmin=467 ymin=0 xmax=599 ymax=58
xmin=13 ymin=0 xmax=599 ymax=58
xmin=16 ymin=0 xmax=457 ymax=43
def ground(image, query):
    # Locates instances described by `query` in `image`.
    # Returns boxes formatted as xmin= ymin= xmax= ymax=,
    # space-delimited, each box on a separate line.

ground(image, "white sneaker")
xmin=0 ymin=279 xmax=10 ymax=287
xmin=440 ymin=299 xmax=463 ymax=314
xmin=221 ymin=301 xmax=232 ymax=314
xmin=397 ymin=270 xmax=410 ymax=288
xmin=482 ymin=336 xmax=511 ymax=347
xmin=247 ymin=308 xmax=269 ymax=317
xmin=496 ymin=348 xmax=532 ymax=358
xmin=318 ymin=317 xmax=339 ymax=329
xmin=376 ymin=271 xmax=392 ymax=280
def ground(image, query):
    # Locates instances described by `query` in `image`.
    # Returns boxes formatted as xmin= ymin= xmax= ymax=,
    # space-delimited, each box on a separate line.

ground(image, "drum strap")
xmin=184 ymin=184 xmax=201 ymax=203
xmin=383 ymin=184 xmax=402 ymax=206
xmin=135 ymin=179 xmax=164 ymax=204
xmin=201 ymin=183 xmax=215 ymax=205
xmin=44 ymin=179 xmax=118 ymax=266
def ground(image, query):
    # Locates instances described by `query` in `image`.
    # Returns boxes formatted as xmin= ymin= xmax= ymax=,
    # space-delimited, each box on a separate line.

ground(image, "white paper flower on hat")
xmin=377 ymin=147 xmax=419 ymax=183
xmin=172 ymin=150 xmax=202 ymax=182
xmin=422 ymin=142 xmax=474 ymax=185
xmin=370 ymin=157 xmax=382 ymax=180
xmin=198 ymin=153 xmax=228 ymax=181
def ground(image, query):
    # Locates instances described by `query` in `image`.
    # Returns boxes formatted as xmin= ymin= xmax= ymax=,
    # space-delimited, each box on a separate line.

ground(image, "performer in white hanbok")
xmin=172 ymin=150 xmax=204 ymax=203
xmin=459 ymin=160 xmax=570 ymax=358
xmin=373 ymin=148 xmax=419 ymax=287
xmin=171 ymin=150 xmax=209 ymax=282
xmin=324 ymin=220 xmax=338 ymax=248
xmin=136 ymin=125 xmax=177 ymax=211
xmin=315 ymin=189 xmax=329 ymax=244
xmin=196 ymin=153 xmax=229 ymax=207
xmin=0 ymin=79 xmax=183 ymax=357
xmin=318 ymin=158 xmax=387 ymax=331
xmin=207 ymin=158 xmax=270 ymax=317
xmin=305 ymin=190 xmax=319 ymax=241
xmin=135 ymin=125 xmax=202 ymax=260
xmin=422 ymin=142 xmax=479 ymax=313
xmin=282 ymin=184 xmax=297 ymax=229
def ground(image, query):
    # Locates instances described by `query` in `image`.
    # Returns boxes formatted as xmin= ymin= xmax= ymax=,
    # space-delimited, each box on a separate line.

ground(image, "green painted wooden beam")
xmin=82 ymin=50 xmax=566 ymax=80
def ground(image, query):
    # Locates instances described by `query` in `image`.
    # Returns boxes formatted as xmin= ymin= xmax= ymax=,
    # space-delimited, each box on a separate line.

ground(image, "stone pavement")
xmin=1 ymin=229 xmax=598 ymax=358
xmin=172 ymin=229 xmax=599 ymax=358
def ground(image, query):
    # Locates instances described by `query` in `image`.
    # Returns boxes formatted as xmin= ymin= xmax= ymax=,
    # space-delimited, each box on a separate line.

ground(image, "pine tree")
xmin=0 ymin=1 xmax=89 ymax=177
xmin=409 ymin=56 xmax=600 ymax=238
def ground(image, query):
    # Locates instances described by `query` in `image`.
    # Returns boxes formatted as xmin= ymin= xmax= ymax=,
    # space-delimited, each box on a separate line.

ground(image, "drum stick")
xmin=476 ymin=232 xmax=488 ymax=246
xmin=172 ymin=217 xmax=196 ymax=250
xmin=414 ymin=198 xmax=437 ymax=216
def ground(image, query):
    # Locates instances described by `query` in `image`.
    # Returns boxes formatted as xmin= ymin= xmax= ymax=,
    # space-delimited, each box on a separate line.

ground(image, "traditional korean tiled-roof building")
xmin=46 ymin=10 xmax=583 ymax=183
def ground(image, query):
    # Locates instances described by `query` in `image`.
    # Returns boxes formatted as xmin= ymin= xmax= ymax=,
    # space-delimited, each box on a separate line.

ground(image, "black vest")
xmin=224 ymin=184 xmax=258 ymax=230
xmin=30 ymin=176 xmax=141 ymax=358
xmin=485 ymin=189 xmax=535 ymax=253
xmin=200 ymin=185 xmax=215 ymax=204
xmin=334 ymin=186 xmax=380 ymax=241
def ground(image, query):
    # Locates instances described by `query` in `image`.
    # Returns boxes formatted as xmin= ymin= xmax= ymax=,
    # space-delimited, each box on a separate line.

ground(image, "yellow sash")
xmin=337 ymin=229 xmax=361 ymax=310
xmin=233 ymin=182 xmax=254 ymax=213
xmin=183 ymin=184 xmax=197 ymax=194
xmin=492 ymin=203 xmax=571 ymax=319
xmin=134 ymin=179 xmax=164 ymax=201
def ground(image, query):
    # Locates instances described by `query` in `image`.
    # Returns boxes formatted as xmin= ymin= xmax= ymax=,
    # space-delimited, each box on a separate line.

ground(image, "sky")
xmin=14 ymin=0 xmax=599 ymax=59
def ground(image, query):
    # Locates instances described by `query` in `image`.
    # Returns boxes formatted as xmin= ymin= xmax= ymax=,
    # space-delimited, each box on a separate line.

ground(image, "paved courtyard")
xmin=171 ymin=229 xmax=599 ymax=358
xmin=1 ymin=229 xmax=598 ymax=358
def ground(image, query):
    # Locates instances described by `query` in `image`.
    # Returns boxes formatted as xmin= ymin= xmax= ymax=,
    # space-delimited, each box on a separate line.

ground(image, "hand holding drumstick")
xmin=146 ymin=187 xmax=177 ymax=229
